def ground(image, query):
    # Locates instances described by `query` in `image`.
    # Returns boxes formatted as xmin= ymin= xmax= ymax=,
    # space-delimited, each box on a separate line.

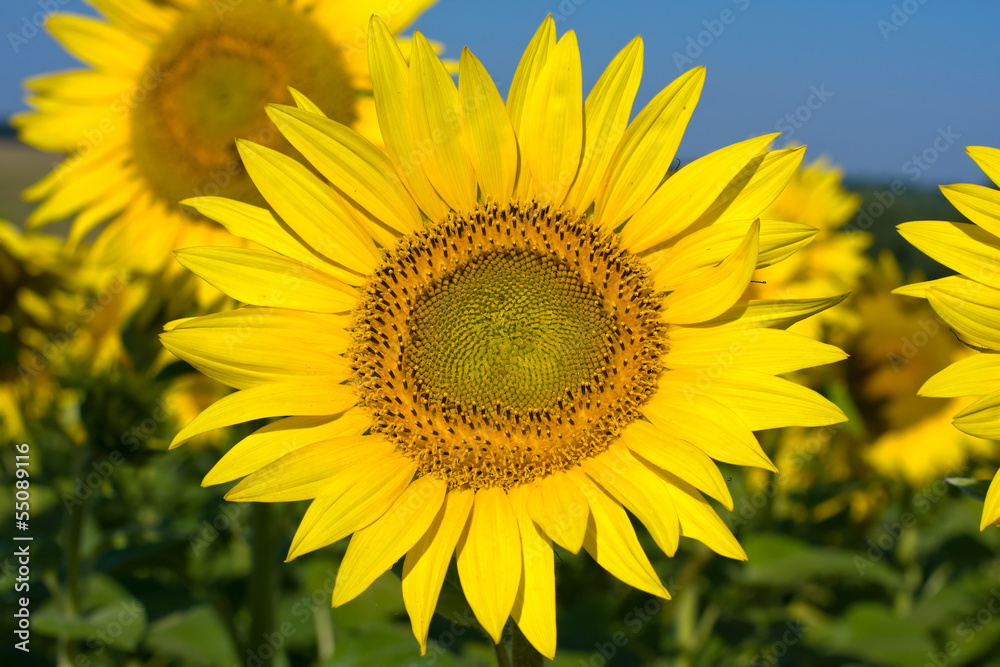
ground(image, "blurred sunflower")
xmin=14 ymin=0 xmax=440 ymax=309
xmin=162 ymin=17 xmax=847 ymax=657
xmin=896 ymin=145 xmax=1000 ymax=530
xmin=0 ymin=221 xmax=69 ymax=443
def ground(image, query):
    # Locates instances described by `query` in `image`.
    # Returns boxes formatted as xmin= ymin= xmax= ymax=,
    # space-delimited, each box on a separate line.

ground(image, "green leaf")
xmin=809 ymin=603 xmax=936 ymax=667
xmin=32 ymin=575 xmax=146 ymax=651
xmin=144 ymin=605 xmax=239 ymax=665
xmin=740 ymin=533 xmax=902 ymax=589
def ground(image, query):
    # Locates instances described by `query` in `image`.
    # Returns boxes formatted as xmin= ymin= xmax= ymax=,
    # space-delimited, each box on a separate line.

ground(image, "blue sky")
xmin=2 ymin=0 xmax=998 ymax=185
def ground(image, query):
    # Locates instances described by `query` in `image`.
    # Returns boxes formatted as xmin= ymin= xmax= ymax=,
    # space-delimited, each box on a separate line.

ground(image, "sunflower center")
xmin=352 ymin=201 xmax=666 ymax=491
xmin=408 ymin=251 xmax=613 ymax=412
xmin=131 ymin=0 xmax=356 ymax=208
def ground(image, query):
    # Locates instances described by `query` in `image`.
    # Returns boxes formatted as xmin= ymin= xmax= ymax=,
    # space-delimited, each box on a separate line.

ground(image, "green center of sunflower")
xmin=407 ymin=251 xmax=613 ymax=412
xmin=352 ymin=201 xmax=666 ymax=491
xmin=131 ymin=0 xmax=356 ymax=208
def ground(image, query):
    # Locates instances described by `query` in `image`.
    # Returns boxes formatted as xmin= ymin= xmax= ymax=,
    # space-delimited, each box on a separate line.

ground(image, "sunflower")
xmin=15 ymin=0 xmax=439 ymax=309
xmin=896 ymin=145 xmax=1000 ymax=530
xmin=162 ymin=17 xmax=847 ymax=657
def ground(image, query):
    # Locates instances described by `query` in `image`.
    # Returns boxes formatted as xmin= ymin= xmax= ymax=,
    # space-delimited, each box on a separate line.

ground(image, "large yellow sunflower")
xmin=896 ymin=145 xmax=1000 ymax=530
xmin=15 ymin=0 xmax=439 ymax=308
xmin=162 ymin=17 xmax=847 ymax=657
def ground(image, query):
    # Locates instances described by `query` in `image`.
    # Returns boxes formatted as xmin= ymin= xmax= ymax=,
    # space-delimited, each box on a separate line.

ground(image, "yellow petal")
xmin=659 ymin=368 xmax=846 ymax=431
xmin=236 ymin=140 xmax=379 ymax=277
xmin=368 ymin=16 xmax=450 ymax=220
xmin=563 ymin=35 xmax=643 ymax=215
xmin=617 ymin=421 xmax=732 ymax=510
xmin=892 ymin=275 xmax=974 ymax=299
xmin=509 ymin=489 xmax=557 ymax=660
xmin=506 ymin=18 xmax=556 ymax=134
xmin=700 ymin=146 xmax=806 ymax=224
xmin=620 ymin=134 xmax=777 ymax=252
xmin=920 ymin=353 xmax=1000 ymax=398
xmin=160 ymin=319 xmax=349 ymax=389
xmin=518 ymin=31 xmax=583 ymax=205
xmin=651 ymin=219 xmax=816 ymax=290
xmin=287 ymin=457 xmax=417 ymax=560
xmin=458 ymin=48 xmax=518 ymax=202
xmin=954 ymin=390 xmax=1000 ymax=440
xmin=408 ymin=31 xmax=478 ymax=212
xmin=981 ymin=472 xmax=1000 ymax=530
xmin=170 ymin=380 xmax=357 ymax=448
xmin=968 ymin=146 xmax=1000 ymax=189
xmin=698 ymin=294 xmax=849 ymax=330
xmin=180 ymin=197 xmax=326 ymax=269
xmin=287 ymin=86 xmax=327 ymax=117
xmin=662 ymin=471 xmax=746 ymax=560
xmin=525 ymin=471 xmax=590 ymax=554
xmin=568 ymin=469 xmax=670 ymax=599
xmin=940 ymin=182 xmax=1000 ymax=240
xmin=898 ymin=221 xmax=1000 ymax=290
xmin=403 ymin=489 xmax=475 ymax=655
xmin=333 ymin=475 xmax=447 ymax=606
xmin=265 ymin=104 xmax=422 ymax=234
xmin=661 ymin=220 xmax=759 ymax=324
xmin=225 ymin=435 xmax=393 ymax=502
xmin=642 ymin=389 xmax=776 ymax=471
xmin=582 ymin=443 xmax=681 ymax=556
xmin=595 ymin=67 xmax=704 ymax=230
xmin=173 ymin=247 xmax=357 ymax=313
xmin=666 ymin=326 xmax=846 ymax=375
xmin=165 ymin=307 xmax=352 ymax=350
xmin=927 ymin=286 xmax=1000 ymax=350
xmin=202 ymin=409 xmax=371 ymax=486
xmin=47 ymin=14 xmax=148 ymax=72
xmin=457 ymin=487 xmax=522 ymax=644
xmin=506 ymin=17 xmax=556 ymax=200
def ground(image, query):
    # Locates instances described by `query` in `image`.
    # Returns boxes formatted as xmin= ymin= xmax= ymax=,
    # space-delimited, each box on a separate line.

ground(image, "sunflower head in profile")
xmin=15 ymin=0 xmax=439 ymax=309
xmin=896 ymin=145 xmax=1000 ymax=530
xmin=161 ymin=17 xmax=847 ymax=657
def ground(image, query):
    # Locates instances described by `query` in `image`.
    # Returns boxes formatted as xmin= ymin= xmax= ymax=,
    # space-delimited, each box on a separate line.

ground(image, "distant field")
xmin=0 ymin=138 xmax=60 ymax=227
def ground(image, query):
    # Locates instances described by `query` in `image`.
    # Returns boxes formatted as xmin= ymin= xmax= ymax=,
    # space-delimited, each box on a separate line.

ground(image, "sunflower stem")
xmin=493 ymin=640 xmax=512 ymax=667
xmin=249 ymin=503 xmax=278 ymax=667
xmin=510 ymin=621 xmax=545 ymax=666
